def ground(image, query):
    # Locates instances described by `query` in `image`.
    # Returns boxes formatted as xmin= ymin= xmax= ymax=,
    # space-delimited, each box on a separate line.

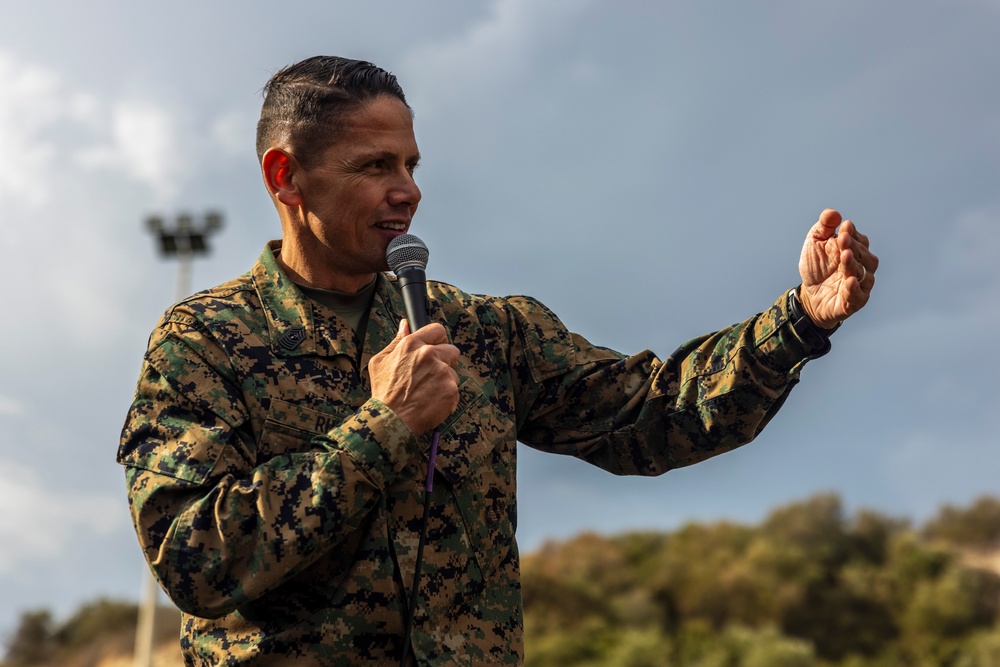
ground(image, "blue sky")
xmin=1 ymin=0 xmax=998 ymax=640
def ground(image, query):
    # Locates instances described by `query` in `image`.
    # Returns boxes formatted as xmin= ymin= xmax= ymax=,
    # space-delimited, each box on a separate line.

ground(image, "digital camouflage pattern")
xmin=119 ymin=242 xmax=829 ymax=666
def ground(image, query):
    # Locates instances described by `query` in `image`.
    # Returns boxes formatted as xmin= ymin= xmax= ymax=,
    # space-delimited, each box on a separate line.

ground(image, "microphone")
xmin=386 ymin=234 xmax=431 ymax=331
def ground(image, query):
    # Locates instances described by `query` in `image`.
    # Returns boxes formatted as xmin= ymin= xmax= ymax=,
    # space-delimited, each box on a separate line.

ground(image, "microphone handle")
xmin=397 ymin=266 xmax=430 ymax=330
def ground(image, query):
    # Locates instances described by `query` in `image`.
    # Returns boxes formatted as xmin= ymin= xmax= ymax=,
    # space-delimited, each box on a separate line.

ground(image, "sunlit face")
xmin=288 ymin=95 xmax=421 ymax=291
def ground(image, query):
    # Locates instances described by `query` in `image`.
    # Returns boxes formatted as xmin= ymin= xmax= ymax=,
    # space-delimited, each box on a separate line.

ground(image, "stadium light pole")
xmin=133 ymin=211 xmax=223 ymax=667
xmin=146 ymin=211 xmax=224 ymax=297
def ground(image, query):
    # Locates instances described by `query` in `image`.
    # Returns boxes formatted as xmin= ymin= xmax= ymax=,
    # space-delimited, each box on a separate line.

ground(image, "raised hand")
xmin=798 ymin=208 xmax=878 ymax=329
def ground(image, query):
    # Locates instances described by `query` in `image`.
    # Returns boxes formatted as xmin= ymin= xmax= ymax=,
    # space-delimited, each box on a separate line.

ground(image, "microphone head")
xmin=386 ymin=234 xmax=429 ymax=273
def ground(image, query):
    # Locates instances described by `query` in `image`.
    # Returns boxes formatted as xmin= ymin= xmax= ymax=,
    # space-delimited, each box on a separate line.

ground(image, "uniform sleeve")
xmin=117 ymin=323 xmax=419 ymax=619
xmin=507 ymin=289 xmax=829 ymax=475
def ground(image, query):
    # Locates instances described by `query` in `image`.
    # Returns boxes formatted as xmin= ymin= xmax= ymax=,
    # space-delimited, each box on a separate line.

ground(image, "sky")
xmin=1 ymin=0 xmax=999 ymax=642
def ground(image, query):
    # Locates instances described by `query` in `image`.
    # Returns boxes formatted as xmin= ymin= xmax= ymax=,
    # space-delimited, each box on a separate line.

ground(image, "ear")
xmin=262 ymin=148 xmax=303 ymax=207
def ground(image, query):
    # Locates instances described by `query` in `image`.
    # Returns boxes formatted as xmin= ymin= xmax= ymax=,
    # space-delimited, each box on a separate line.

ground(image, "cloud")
xmin=0 ymin=53 xmax=63 ymax=208
xmin=0 ymin=50 xmax=185 ymax=210
xmin=0 ymin=459 xmax=124 ymax=574
xmin=0 ymin=395 xmax=25 ymax=417
xmin=402 ymin=0 xmax=594 ymax=116
xmin=210 ymin=110 xmax=257 ymax=160
xmin=74 ymin=101 xmax=182 ymax=199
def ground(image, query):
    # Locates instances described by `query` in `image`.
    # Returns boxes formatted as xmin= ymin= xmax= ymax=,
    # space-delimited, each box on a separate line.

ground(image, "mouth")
xmin=374 ymin=221 xmax=408 ymax=232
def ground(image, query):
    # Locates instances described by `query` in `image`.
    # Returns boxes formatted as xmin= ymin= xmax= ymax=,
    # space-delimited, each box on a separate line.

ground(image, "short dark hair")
xmin=256 ymin=56 xmax=410 ymax=167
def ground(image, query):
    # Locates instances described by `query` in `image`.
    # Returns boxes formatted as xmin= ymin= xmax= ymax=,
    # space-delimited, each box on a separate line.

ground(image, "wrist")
xmin=789 ymin=287 xmax=839 ymax=345
xmin=794 ymin=286 xmax=840 ymax=330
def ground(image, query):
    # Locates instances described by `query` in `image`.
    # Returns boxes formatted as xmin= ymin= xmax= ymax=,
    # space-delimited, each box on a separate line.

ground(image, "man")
xmin=119 ymin=56 xmax=877 ymax=666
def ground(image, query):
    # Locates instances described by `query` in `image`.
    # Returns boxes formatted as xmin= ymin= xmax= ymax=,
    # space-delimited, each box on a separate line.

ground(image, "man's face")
xmin=292 ymin=95 xmax=421 ymax=291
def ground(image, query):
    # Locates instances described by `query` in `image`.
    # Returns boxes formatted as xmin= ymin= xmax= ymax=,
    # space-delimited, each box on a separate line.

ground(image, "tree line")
xmin=522 ymin=494 xmax=1000 ymax=666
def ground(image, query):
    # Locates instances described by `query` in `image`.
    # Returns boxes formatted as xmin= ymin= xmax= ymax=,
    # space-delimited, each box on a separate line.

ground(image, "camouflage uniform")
xmin=119 ymin=242 xmax=830 ymax=665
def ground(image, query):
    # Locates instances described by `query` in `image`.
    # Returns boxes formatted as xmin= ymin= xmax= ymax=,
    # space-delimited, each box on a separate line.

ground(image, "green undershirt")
xmin=296 ymin=278 xmax=378 ymax=339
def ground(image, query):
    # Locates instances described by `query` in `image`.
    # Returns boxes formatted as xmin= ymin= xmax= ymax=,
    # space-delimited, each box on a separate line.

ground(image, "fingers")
xmin=810 ymin=208 xmax=843 ymax=241
xmin=434 ymin=341 xmax=461 ymax=368
xmin=407 ymin=321 xmax=448 ymax=345
xmin=398 ymin=322 xmax=458 ymax=368
xmin=840 ymin=247 xmax=864 ymax=287
xmin=838 ymin=220 xmax=879 ymax=291
xmin=839 ymin=219 xmax=871 ymax=250
xmin=409 ymin=341 xmax=460 ymax=378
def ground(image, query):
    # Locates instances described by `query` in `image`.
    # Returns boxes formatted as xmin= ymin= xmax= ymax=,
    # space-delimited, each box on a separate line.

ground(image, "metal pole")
xmin=134 ymin=212 xmax=223 ymax=667
xmin=133 ymin=573 xmax=159 ymax=667
xmin=175 ymin=245 xmax=194 ymax=301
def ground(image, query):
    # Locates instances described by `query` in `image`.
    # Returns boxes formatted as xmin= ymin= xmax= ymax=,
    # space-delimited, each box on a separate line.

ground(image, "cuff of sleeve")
xmin=752 ymin=289 xmax=834 ymax=377
xmin=316 ymin=398 xmax=419 ymax=490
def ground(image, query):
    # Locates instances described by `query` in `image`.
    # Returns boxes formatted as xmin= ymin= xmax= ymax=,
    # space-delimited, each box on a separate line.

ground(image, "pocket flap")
xmin=259 ymin=398 xmax=357 ymax=459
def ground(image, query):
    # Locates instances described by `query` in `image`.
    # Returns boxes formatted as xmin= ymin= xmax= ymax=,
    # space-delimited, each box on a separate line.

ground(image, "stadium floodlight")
xmin=144 ymin=211 xmax=224 ymax=299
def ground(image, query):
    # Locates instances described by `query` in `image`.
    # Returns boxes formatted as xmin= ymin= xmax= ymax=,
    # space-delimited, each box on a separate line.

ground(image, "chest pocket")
xmin=257 ymin=398 xmax=357 ymax=461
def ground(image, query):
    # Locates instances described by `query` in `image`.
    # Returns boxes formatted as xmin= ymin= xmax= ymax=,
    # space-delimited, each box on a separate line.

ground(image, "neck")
xmin=277 ymin=243 xmax=377 ymax=294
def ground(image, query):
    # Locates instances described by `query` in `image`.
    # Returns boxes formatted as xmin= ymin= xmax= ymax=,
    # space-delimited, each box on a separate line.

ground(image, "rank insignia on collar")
xmin=278 ymin=328 xmax=306 ymax=351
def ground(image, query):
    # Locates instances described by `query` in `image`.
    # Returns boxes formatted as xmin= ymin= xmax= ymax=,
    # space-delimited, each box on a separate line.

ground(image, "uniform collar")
xmin=252 ymin=241 xmax=407 ymax=368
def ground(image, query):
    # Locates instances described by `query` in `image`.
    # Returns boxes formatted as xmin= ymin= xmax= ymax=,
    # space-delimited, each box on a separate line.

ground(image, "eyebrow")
xmin=354 ymin=149 xmax=421 ymax=165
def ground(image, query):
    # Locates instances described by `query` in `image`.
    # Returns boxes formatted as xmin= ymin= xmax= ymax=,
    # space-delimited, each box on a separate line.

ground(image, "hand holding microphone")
xmin=368 ymin=235 xmax=459 ymax=436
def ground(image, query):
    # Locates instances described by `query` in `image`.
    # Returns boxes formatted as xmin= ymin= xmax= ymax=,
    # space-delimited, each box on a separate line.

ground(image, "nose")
xmin=389 ymin=169 xmax=421 ymax=209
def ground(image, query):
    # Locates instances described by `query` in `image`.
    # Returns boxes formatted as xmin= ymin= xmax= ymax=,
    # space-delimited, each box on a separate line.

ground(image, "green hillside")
xmin=522 ymin=494 xmax=1000 ymax=666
